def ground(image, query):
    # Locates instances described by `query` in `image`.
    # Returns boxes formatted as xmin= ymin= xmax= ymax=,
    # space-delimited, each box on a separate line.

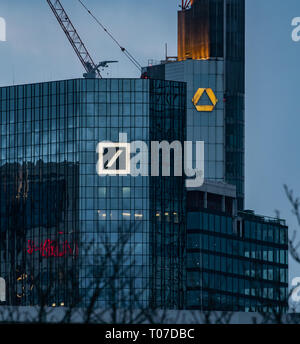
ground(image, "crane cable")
xmin=77 ymin=0 xmax=142 ymax=72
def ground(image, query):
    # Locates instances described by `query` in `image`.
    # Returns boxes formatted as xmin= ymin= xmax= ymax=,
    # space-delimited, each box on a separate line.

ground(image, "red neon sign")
xmin=27 ymin=235 xmax=78 ymax=258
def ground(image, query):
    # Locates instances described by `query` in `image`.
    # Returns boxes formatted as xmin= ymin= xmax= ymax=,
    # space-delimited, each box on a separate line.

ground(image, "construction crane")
xmin=47 ymin=0 xmax=143 ymax=78
xmin=76 ymin=0 xmax=142 ymax=74
xmin=46 ymin=0 xmax=105 ymax=78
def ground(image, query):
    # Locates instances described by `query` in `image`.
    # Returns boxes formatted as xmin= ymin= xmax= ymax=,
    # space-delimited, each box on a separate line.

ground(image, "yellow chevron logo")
xmin=192 ymin=88 xmax=218 ymax=112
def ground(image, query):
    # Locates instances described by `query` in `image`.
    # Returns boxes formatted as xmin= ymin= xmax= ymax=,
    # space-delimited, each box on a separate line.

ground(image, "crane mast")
xmin=46 ymin=0 xmax=102 ymax=78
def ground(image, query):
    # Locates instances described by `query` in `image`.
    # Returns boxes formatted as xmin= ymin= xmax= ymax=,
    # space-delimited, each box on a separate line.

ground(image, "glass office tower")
xmin=186 ymin=183 xmax=288 ymax=312
xmin=144 ymin=0 xmax=288 ymax=312
xmin=0 ymin=78 xmax=186 ymax=308
xmin=144 ymin=0 xmax=245 ymax=210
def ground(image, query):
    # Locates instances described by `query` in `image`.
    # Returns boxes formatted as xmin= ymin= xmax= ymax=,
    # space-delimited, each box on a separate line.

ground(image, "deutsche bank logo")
xmin=0 ymin=277 xmax=5 ymax=302
xmin=0 ymin=17 xmax=6 ymax=42
xmin=97 ymin=141 xmax=131 ymax=175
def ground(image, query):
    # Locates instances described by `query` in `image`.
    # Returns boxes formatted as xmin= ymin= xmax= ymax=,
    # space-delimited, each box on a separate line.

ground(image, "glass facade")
xmin=144 ymin=0 xmax=288 ymax=312
xmin=145 ymin=0 xmax=245 ymax=209
xmin=224 ymin=0 xmax=245 ymax=210
xmin=0 ymin=78 xmax=186 ymax=308
xmin=0 ymin=0 xmax=288 ymax=315
xmin=186 ymin=206 xmax=288 ymax=312
xmin=165 ymin=60 xmax=225 ymax=184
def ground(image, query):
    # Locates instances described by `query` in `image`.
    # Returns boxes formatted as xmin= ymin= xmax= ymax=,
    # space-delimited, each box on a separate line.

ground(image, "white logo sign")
xmin=0 ymin=17 xmax=6 ymax=42
xmin=0 ymin=277 xmax=5 ymax=302
xmin=291 ymin=17 xmax=300 ymax=42
xmin=96 ymin=133 xmax=205 ymax=188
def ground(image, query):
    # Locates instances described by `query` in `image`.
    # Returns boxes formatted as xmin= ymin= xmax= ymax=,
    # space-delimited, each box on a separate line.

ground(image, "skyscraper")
xmin=0 ymin=1 xmax=289 ymax=315
xmin=144 ymin=0 xmax=288 ymax=312
xmin=187 ymin=182 xmax=288 ymax=312
xmin=0 ymin=78 xmax=186 ymax=308
xmin=145 ymin=0 xmax=245 ymax=210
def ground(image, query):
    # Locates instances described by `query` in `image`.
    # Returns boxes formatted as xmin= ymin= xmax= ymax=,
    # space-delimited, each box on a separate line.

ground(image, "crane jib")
xmin=46 ymin=0 xmax=102 ymax=78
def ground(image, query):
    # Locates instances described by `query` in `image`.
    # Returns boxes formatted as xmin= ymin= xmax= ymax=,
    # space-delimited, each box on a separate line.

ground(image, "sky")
xmin=0 ymin=0 xmax=300 ymax=284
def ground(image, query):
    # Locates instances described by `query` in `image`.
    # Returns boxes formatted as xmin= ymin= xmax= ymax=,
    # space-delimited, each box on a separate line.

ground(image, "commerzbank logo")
xmin=192 ymin=88 xmax=218 ymax=112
